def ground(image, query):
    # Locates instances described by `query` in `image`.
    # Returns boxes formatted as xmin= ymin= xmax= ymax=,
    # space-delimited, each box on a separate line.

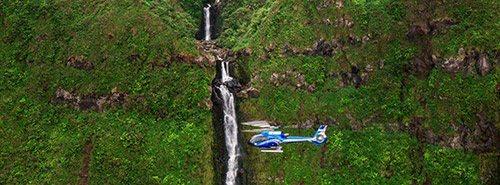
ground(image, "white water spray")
xmin=204 ymin=4 xmax=211 ymax=41
xmin=219 ymin=61 xmax=239 ymax=185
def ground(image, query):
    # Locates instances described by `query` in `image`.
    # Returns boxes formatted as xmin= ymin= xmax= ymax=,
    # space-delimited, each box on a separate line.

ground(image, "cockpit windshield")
xmin=249 ymin=135 xmax=268 ymax=143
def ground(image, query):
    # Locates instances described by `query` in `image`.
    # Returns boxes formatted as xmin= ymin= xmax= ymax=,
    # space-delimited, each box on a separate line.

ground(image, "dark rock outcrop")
xmin=431 ymin=18 xmax=460 ymax=34
xmin=407 ymin=22 xmax=433 ymax=38
xmin=306 ymin=85 xmax=316 ymax=93
xmin=407 ymin=18 xmax=458 ymax=39
xmin=212 ymin=77 xmax=242 ymax=95
xmin=432 ymin=49 xmax=493 ymax=75
xmin=287 ymin=117 xmax=340 ymax=129
xmin=225 ymin=79 xmax=242 ymax=94
xmin=321 ymin=17 xmax=354 ymax=28
xmin=347 ymin=36 xmax=360 ymax=46
xmin=333 ymin=64 xmax=367 ymax=88
xmin=476 ymin=54 xmax=492 ymax=76
xmin=237 ymin=86 xmax=260 ymax=99
xmin=406 ymin=115 xmax=498 ymax=151
xmin=312 ymin=38 xmax=337 ymax=56
xmin=277 ymin=37 xmax=373 ymax=58
xmin=268 ymin=70 xmax=308 ymax=90
xmin=409 ymin=57 xmax=435 ymax=74
xmin=55 ymin=88 xmax=127 ymax=112
xmin=67 ymin=56 xmax=94 ymax=70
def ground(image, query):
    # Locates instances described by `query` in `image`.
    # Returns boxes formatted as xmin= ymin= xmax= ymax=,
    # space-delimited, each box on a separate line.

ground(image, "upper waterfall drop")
xmin=204 ymin=4 xmax=211 ymax=41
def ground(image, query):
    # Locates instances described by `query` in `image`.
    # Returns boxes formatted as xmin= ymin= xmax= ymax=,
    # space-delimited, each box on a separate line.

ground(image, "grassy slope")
xmin=1 ymin=0 xmax=214 ymax=184
xmin=221 ymin=0 xmax=499 ymax=184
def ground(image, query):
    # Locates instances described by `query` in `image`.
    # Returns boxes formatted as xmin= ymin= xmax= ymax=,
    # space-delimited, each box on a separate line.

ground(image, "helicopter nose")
xmin=247 ymin=140 xmax=255 ymax=146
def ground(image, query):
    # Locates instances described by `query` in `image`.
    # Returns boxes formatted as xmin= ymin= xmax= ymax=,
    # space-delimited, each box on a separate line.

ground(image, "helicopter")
xmin=243 ymin=121 xmax=328 ymax=153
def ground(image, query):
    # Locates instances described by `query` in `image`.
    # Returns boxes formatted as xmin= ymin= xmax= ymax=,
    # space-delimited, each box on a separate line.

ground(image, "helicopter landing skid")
xmin=259 ymin=146 xmax=283 ymax=153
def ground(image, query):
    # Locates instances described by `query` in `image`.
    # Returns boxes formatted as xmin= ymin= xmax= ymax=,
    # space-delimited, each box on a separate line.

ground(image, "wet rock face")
xmin=55 ymin=88 xmax=127 ymax=112
xmin=211 ymin=77 xmax=242 ymax=95
xmin=225 ymin=78 xmax=242 ymax=94
xmin=198 ymin=40 xmax=250 ymax=66
xmin=67 ymin=56 xmax=94 ymax=70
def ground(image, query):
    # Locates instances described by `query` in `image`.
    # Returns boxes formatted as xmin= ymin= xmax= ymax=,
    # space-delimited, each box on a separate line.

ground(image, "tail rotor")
xmin=312 ymin=125 xmax=328 ymax=145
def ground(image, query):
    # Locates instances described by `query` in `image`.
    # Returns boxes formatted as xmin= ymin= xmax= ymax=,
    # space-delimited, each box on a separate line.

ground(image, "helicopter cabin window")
xmin=250 ymin=135 xmax=268 ymax=143
xmin=256 ymin=136 xmax=267 ymax=142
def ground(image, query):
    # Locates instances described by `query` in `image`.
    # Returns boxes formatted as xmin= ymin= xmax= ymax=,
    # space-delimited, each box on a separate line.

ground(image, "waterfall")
xmin=219 ymin=61 xmax=239 ymax=185
xmin=204 ymin=4 xmax=211 ymax=41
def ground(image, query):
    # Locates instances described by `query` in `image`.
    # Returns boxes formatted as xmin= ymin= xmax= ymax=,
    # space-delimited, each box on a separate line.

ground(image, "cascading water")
xmin=204 ymin=4 xmax=211 ymax=41
xmin=218 ymin=61 xmax=239 ymax=185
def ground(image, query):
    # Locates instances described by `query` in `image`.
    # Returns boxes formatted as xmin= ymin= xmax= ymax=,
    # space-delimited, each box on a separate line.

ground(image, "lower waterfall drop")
xmin=219 ymin=61 xmax=239 ymax=185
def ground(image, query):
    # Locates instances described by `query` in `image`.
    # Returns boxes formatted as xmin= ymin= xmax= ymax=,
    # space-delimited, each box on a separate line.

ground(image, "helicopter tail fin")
xmin=312 ymin=125 xmax=328 ymax=145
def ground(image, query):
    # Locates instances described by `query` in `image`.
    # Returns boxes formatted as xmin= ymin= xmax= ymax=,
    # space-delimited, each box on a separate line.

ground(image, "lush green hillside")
xmin=1 ymin=0 xmax=214 ymax=184
xmin=220 ymin=0 xmax=500 ymax=184
xmin=1 ymin=0 xmax=499 ymax=184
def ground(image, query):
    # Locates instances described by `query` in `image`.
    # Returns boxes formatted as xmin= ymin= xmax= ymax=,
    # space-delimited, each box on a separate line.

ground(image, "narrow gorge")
xmin=200 ymin=1 xmax=245 ymax=184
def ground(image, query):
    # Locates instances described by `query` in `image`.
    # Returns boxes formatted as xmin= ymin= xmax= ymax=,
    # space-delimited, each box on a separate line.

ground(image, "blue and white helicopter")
xmin=243 ymin=121 xmax=327 ymax=153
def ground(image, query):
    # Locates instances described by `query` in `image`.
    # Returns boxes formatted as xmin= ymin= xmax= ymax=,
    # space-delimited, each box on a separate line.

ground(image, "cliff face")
xmin=1 ymin=0 xmax=499 ymax=184
xmin=217 ymin=0 xmax=500 ymax=184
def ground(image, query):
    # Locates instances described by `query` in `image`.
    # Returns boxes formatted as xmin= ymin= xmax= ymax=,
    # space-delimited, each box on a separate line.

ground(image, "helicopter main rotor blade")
xmin=241 ymin=121 xmax=273 ymax=128
xmin=242 ymin=128 xmax=276 ymax=133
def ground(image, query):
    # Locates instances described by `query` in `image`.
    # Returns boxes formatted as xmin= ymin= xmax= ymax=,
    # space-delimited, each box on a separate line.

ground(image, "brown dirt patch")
xmin=79 ymin=138 xmax=93 ymax=185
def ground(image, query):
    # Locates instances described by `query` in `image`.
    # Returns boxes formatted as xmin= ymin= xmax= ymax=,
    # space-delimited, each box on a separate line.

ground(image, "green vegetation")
xmin=244 ymin=126 xmax=482 ymax=184
xmin=1 ymin=0 xmax=213 ymax=184
xmin=225 ymin=0 xmax=499 ymax=184
xmin=1 ymin=0 xmax=499 ymax=184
